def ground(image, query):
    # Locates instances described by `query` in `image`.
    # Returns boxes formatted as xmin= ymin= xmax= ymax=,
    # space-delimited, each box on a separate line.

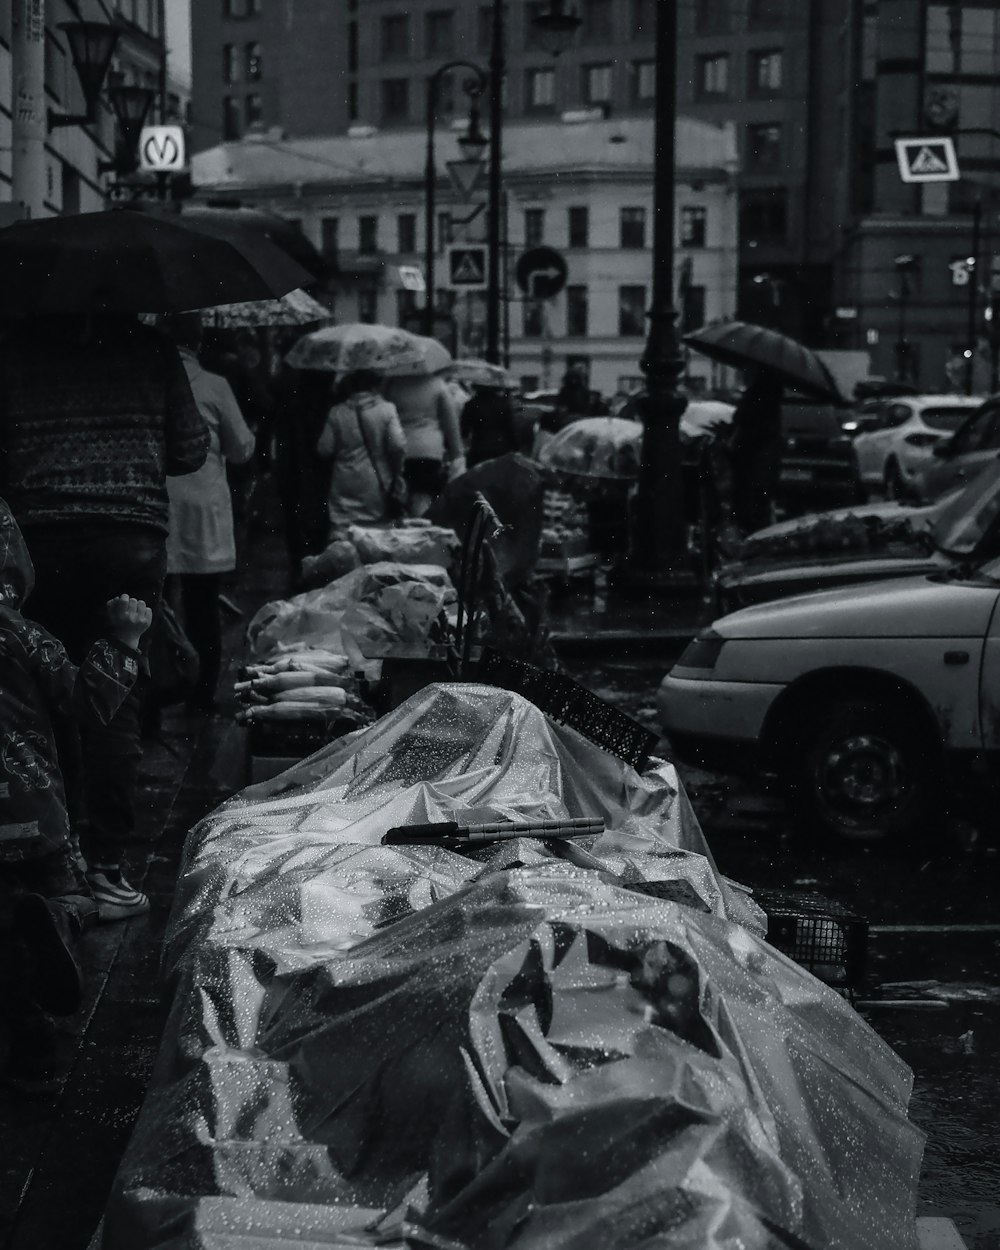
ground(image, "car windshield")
xmin=920 ymin=405 xmax=980 ymax=432
xmin=930 ymin=465 xmax=1000 ymax=554
xmin=781 ymin=403 xmax=843 ymax=437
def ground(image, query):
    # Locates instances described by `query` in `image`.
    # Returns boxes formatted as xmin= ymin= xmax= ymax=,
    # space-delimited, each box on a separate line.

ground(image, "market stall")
xmin=100 ymin=681 xmax=924 ymax=1250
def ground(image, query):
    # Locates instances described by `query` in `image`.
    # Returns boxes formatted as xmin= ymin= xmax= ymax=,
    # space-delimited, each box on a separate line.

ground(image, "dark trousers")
xmin=167 ymin=572 xmax=223 ymax=708
xmin=21 ymin=522 xmax=166 ymax=867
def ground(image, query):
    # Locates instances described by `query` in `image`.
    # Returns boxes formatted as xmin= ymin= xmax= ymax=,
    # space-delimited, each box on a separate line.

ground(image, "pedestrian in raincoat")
xmin=162 ymin=314 xmax=256 ymax=713
xmin=0 ymin=498 xmax=151 ymax=1088
xmin=383 ymin=372 xmax=465 ymax=516
xmin=317 ymin=370 xmax=408 ymax=537
xmin=728 ymin=368 xmax=785 ymax=534
xmin=461 ymin=384 xmax=522 ymax=468
xmin=0 ymin=313 xmax=207 ymax=924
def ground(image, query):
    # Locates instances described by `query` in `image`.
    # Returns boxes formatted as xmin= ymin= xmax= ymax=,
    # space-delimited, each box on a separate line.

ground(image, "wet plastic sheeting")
xmin=103 ymin=685 xmax=924 ymax=1250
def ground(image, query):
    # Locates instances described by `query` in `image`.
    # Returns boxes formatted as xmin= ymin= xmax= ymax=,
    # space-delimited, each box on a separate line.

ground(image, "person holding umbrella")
xmin=728 ymin=368 xmax=785 ymax=534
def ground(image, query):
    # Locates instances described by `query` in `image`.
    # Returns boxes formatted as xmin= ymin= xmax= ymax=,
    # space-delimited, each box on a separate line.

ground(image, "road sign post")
xmin=894 ymin=136 xmax=960 ymax=183
xmin=447 ymin=245 xmax=488 ymax=290
xmin=515 ymin=246 xmax=568 ymax=299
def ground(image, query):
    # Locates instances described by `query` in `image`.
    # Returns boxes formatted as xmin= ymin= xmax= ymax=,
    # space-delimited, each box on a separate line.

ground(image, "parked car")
xmin=714 ymin=461 xmax=1000 ymax=610
xmin=776 ymin=397 xmax=863 ymax=518
xmin=910 ymin=393 xmax=1000 ymax=502
xmin=852 ymin=394 xmax=982 ymax=499
xmin=659 ymin=554 xmax=1000 ymax=845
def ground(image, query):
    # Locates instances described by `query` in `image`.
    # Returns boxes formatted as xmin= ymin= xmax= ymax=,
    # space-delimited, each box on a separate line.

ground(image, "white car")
xmin=852 ymin=394 xmax=982 ymax=499
xmin=658 ymin=557 xmax=1000 ymax=844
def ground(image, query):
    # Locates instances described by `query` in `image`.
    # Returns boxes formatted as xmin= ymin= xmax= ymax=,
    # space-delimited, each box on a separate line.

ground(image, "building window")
xmin=524 ymin=208 xmax=546 ymax=246
xmin=582 ymin=0 xmax=614 ymax=43
xmin=748 ymin=0 xmax=784 ymax=27
xmin=630 ymin=0 xmax=654 ymax=37
xmin=222 ymin=44 xmax=238 ymax=84
xmin=568 ymin=205 xmax=589 ymax=248
xmin=631 ymin=60 xmax=655 ymax=102
xmin=746 ymin=122 xmax=782 ymax=170
xmin=396 ymin=289 xmax=418 ymax=326
xmin=618 ymin=285 xmax=647 ymax=336
xmin=680 ymin=205 xmax=707 ymax=248
xmin=566 ymin=285 xmax=589 ymax=337
xmin=223 ymin=0 xmax=248 ymax=17
xmin=358 ymin=289 xmax=378 ymax=324
xmin=397 ymin=214 xmax=417 ymax=254
xmin=749 ymin=49 xmax=782 ymax=93
xmin=425 ymin=9 xmax=455 ymax=57
xmin=695 ymin=0 xmax=728 ymax=33
xmin=620 ymin=206 xmax=646 ymax=249
xmin=523 ymin=300 xmax=545 ymax=337
xmin=740 ymin=191 xmax=787 ymax=245
xmin=245 ymin=41 xmax=262 ymax=80
xmin=697 ymin=54 xmax=728 ymax=97
xmin=245 ymin=93 xmax=262 ymax=127
xmin=249 ymin=0 xmax=260 ymax=13
xmin=583 ymin=63 xmax=613 ymax=104
xmin=381 ymin=78 xmax=410 ymax=122
xmin=381 ymin=14 xmax=410 ymax=60
xmin=478 ymin=6 xmax=494 ymax=53
xmin=359 ymin=216 xmax=379 ymax=254
xmin=222 ymin=96 xmax=240 ymax=139
xmin=681 ymin=284 xmax=706 ymax=333
xmin=526 ymin=66 xmax=555 ymax=109
xmin=321 ymin=217 xmax=339 ymax=259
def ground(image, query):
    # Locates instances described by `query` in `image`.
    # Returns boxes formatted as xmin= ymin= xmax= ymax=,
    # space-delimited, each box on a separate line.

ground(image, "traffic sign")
xmin=138 ymin=126 xmax=187 ymax=173
xmin=396 ymin=265 xmax=425 ymax=292
xmin=894 ymin=135 xmax=959 ymax=183
xmin=515 ymin=246 xmax=568 ymax=299
xmin=447 ymin=245 xmax=487 ymax=289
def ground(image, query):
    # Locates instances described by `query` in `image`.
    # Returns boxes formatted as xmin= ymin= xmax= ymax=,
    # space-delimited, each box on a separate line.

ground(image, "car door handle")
xmin=944 ymin=650 xmax=969 ymax=665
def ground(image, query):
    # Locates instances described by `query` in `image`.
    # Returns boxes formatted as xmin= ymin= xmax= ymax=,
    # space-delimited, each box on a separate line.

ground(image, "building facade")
xmin=1 ymin=0 xmax=187 ymax=219
xmin=192 ymin=114 xmax=739 ymax=396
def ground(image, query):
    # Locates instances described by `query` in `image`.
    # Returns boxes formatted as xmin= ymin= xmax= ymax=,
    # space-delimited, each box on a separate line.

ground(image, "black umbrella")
xmin=0 ymin=208 xmax=314 ymax=315
xmin=683 ymin=319 xmax=845 ymax=401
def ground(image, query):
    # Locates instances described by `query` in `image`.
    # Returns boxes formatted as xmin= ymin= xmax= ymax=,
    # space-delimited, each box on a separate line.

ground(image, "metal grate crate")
xmin=477 ymin=647 xmax=658 ymax=771
xmin=754 ymin=888 xmax=868 ymax=996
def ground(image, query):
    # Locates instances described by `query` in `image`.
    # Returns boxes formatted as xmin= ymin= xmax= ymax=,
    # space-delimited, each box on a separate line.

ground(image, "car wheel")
xmin=790 ymin=698 xmax=939 ymax=845
xmin=883 ymin=460 xmax=906 ymax=501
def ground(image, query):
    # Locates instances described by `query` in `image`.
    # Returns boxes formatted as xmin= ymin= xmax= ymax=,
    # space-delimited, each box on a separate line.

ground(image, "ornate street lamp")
xmin=530 ymin=1 xmax=583 ymax=57
xmin=48 ymin=21 xmax=121 ymax=130
xmin=424 ymin=62 xmax=489 ymax=337
xmin=101 ymin=77 xmax=156 ymax=175
xmin=446 ymin=103 xmax=488 ymax=202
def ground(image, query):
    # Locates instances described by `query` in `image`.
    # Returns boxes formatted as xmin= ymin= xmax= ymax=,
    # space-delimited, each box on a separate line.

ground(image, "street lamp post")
xmin=423 ymin=62 xmax=488 ymax=338
xmin=623 ymin=0 xmax=690 ymax=584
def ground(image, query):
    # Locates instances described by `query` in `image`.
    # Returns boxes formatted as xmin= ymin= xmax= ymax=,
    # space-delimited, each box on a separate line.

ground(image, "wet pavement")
xmin=2 ymin=506 xmax=997 ymax=1248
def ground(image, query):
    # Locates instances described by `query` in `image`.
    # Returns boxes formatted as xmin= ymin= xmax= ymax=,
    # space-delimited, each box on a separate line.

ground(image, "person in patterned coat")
xmin=0 ymin=313 xmax=207 ymax=920
xmin=0 ymin=498 xmax=152 ymax=1088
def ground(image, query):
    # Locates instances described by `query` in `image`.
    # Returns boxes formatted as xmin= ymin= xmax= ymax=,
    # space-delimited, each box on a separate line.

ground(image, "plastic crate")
xmin=754 ymin=888 xmax=868 ymax=995
xmin=477 ymin=647 xmax=657 ymax=771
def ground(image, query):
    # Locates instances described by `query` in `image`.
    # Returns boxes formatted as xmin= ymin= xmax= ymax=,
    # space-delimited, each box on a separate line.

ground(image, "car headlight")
xmin=676 ymin=628 xmax=726 ymax=670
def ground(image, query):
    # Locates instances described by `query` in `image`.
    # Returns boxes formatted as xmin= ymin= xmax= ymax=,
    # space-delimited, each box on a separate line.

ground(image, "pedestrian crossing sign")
xmin=447 ymin=245 xmax=487 ymax=289
xmin=895 ymin=136 xmax=960 ymax=183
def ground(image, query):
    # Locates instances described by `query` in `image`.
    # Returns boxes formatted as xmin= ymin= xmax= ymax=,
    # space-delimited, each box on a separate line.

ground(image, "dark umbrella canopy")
xmin=0 ymin=209 xmax=313 ymax=315
xmin=683 ymin=319 xmax=844 ymax=401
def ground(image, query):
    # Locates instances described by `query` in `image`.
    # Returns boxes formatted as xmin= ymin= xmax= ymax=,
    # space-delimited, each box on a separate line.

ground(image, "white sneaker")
xmin=85 ymin=870 xmax=150 ymax=923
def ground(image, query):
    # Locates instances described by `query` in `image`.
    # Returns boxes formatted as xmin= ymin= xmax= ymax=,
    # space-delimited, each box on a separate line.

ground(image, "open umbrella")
xmin=445 ymin=358 xmax=517 ymax=389
xmin=0 ymin=209 xmax=313 ymax=315
xmin=199 ymin=288 xmax=332 ymax=329
xmin=380 ymin=333 xmax=452 ymax=378
xmin=683 ymin=320 xmax=844 ymax=401
xmin=284 ymin=323 xmax=426 ymax=374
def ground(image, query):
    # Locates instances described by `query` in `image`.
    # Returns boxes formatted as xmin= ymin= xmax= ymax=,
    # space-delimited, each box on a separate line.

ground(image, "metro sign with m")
xmin=139 ymin=126 xmax=187 ymax=174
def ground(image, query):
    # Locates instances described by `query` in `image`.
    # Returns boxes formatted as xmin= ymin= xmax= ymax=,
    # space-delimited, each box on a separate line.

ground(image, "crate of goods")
xmin=753 ymin=888 xmax=868 ymax=996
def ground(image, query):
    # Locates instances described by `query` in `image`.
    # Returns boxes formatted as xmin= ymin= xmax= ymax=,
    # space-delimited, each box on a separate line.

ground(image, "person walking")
xmin=0 ymin=499 xmax=152 ymax=1085
xmin=461 ymin=384 xmax=523 ymax=468
xmin=728 ymin=368 xmax=785 ymax=534
xmin=161 ymin=314 xmax=256 ymax=714
xmin=383 ymin=372 xmax=465 ymax=516
xmin=317 ymin=370 xmax=407 ymax=537
xmin=0 ymin=313 xmax=208 ymax=920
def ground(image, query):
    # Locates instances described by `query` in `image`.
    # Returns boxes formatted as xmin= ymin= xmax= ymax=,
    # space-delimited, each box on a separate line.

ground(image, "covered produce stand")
xmin=100 ymin=683 xmax=924 ymax=1250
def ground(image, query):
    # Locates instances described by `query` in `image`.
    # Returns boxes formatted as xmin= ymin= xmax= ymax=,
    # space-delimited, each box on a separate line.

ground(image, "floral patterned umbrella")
xmin=380 ymin=333 xmax=453 ymax=378
xmin=199 ymin=288 xmax=332 ymax=329
xmin=284 ymin=323 xmax=427 ymax=374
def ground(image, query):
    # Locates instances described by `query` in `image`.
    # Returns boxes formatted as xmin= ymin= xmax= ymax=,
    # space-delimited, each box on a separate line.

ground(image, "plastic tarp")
xmin=247 ymin=563 xmax=456 ymax=662
xmin=102 ymin=685 xmax=923 ymax=1250
xmin=302 ymin=526 xmax=461 ymax=590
